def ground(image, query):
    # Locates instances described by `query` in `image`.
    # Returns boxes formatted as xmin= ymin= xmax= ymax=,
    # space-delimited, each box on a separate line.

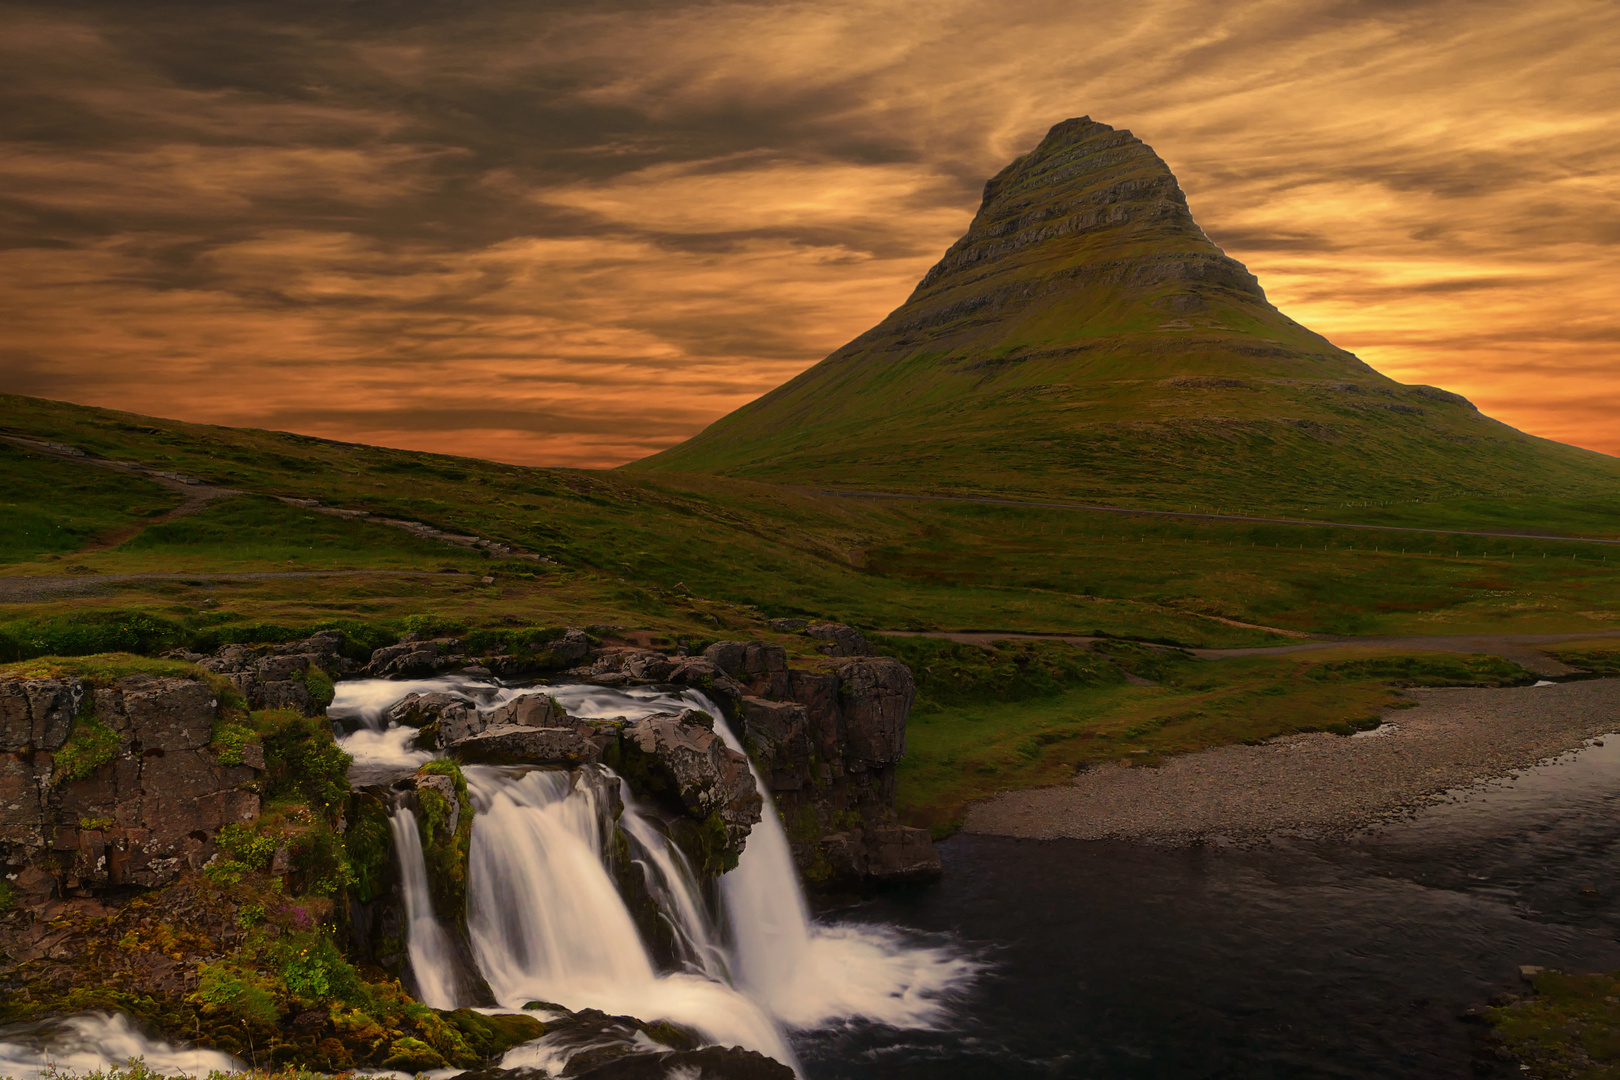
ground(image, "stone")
xmin=414 ymin=773 xmax=461 ymax=837
xmin=0 ymin=679 xmax=80 ymax=752
xmin=737 ymin=697 xmax=810 ymax=789
xmin=805 ymin=623 xmax=873 ymax=657
xmin=368 ymin=640 xmax=446 ymax=677
xmin=768 ymin=618 xmax=809 ymax=632
xmin=448 ymin=724 xmax=603 ymax=767
xmin=116 ymin=676 xmax=216 ymax=752
xmin=547 ymin=628 xmax=592 ymax=666
xmin=832 ymin=658 xmax=914 ymax=767
xmin=388 ymin=693 xmax=483 ymax=748
xmin=863 ymin=825 xmax=942 ymax=880
xmin=253 ymin=680 xmax=317 ymax=714
xmin=484 ymin=693 xmax=561 ymax=728
xmin=703 ymin=642 xmax=789 ymax=697
xmin=621 ymin=711 xmax=761 ymax=849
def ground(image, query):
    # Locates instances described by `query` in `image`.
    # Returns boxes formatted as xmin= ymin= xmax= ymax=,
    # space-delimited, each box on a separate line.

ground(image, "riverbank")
xmin=964 ymin=677 xmax=1620 ymax=843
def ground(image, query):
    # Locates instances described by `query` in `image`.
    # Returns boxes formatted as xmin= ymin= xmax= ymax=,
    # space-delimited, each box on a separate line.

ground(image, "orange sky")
xmin=2 ymin=0 xmax=1617 ymax=467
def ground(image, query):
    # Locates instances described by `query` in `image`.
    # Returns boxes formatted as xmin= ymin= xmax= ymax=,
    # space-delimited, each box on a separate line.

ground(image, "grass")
xmin=885 ymin=640 xmax=1538 ymax=834
xmin=0 ymin=439 xmax=179 ymax=563
xmin=1548 ymin=638 xmax=1620 ymax=675
xmin=3 ymin=392 xmax=1618 ymax=649
xmin=1490 ymin=968 xmax=1620 ymax=1079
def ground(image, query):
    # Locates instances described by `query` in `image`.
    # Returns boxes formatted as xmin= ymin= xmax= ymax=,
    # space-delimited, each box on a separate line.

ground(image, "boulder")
xmin=768 ymin=618 xmax=809 ymax=632
xmin=619 ymin=711 xmax=761 ymax=850
xmin=367 ymin=639 xmax=449 ymax=678
xmin=389 ymin=692 xmax=483 ymax=749
xmin=736 ymin=697 xmax=810 ymax=790
xmin=485 ymin=693 xmax=563 ymax=728
xmin=805 ymin=622 xmax=873 ymax=657
xmin=449 ymin=724 xmax=605 ymax=767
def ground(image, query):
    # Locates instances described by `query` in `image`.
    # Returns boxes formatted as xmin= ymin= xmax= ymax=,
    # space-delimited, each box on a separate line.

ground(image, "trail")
xmin=0 ymin=569 xmax=467 ymax=604
xmin=883 ymin=628 xmax=1620 ymax=677
xmin=821 ymin=488 xmax=1620 ymax=546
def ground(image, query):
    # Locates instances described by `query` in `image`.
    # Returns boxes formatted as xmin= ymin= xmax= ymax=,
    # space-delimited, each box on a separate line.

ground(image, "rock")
xmin=703 ymin=642 xmax=789 ymax=697
xmin=449 ymin=724 xmax=605 ymax=767
xmin=253 ymin=679 xmax=317 ymax=714
xmin=548 ymin=628 xmax=592 ymax=666
xmin=0 ymin=674 xmax=261 ymax=891
xmin=485 ymin=693 xmax=563 ymax=728
xmin=806 ymin=622 xmax=873 ymax=657
xmin=389 ymin=692 xmax=483 ymax=748
xmin=737 ymin=697 xmax=811 ymax=790
xmin=1519 ymin=965 xmax=1547 ymax=982
xmin=367 ymin=640 xmax=447 ymax=678
xmin=832 ymin=658 xmax=914 ymax=767
xmin=414 ymin=773 xmax=462 ymax=837
xmin=0 ymin=679 xmax=80 ymax=752
xmin=864 ymin=824 xmax=943 ymax=880
xmin=768 ymin=618 xmax=809 ymax=632
xmin=619 ymin=711 xmax=762 ymax=850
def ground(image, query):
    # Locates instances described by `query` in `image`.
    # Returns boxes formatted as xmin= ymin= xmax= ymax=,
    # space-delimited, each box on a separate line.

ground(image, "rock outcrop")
xmin=616 ymin=710 xmax=762 ymax=852
xmin=181 ymin=629 xmax=352 ymax=717
xmin=588 ymin=625 xmax=940 ymax=884
xmin=0 ymin=673 xmax=260 ymax=895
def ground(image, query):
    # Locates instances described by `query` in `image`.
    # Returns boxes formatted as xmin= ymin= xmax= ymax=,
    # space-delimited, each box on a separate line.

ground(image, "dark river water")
xmin=798 ymin=736 xmax=1620 ymax=1080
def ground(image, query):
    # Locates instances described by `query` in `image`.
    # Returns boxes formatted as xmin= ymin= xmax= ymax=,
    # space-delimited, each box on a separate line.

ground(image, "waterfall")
xmin=617 ymin=784 xmax=730 ymax=981
xmin=342 ymin=677 xmax=974 ymax=1074
xmin=462 ymin=766 xmax=799 ymax=1069
xmin=692 ymin=691 xmax=979 ymax=1031
xmin=389 ymin=809 xmax=462 ymax=1010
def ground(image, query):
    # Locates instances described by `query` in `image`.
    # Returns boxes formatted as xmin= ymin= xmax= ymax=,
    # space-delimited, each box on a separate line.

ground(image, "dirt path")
xmin=823 ymin=488 xmax=1620 ymax=546
xmin=964 ymin=677 xmax=1620 ymax=844
xmin=882 ymin=628 xmax=1620 ymax=677
xmin=3 ymin=435 xmax=241 ymax=551
xmin=0 ymin=569 xmax=469 ymax=604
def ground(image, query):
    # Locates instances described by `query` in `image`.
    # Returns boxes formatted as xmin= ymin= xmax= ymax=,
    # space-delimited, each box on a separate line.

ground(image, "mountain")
xmin=630 ymin=118 xmax=1620 ymax=509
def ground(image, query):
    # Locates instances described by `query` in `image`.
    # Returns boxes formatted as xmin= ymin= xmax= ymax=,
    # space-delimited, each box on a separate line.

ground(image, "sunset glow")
xmin=2 ymin=0 xmax=1616 ymax=465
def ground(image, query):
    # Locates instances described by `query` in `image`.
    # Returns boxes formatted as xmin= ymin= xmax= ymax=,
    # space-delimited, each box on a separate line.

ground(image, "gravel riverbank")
xmin=964 ymin=677 xmax=1620 ymax=843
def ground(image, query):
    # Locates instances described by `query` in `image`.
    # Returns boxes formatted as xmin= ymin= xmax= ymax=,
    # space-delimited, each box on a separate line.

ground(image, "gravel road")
xmin=964 ymin=677 xmax=1620 ymax=844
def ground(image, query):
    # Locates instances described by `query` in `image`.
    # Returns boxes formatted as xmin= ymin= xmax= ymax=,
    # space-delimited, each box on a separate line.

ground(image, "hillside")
xmin=632 ymin=118 xmax=1620 ymax=509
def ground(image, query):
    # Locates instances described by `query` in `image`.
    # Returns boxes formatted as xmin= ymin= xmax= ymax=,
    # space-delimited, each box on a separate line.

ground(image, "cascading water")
xmin=462 ymin=765 xmax=800 ymax=1069
xmin=389 ymin=808 xmax=461 ymax=1010
xmin=328 ymin=676 xmax=976 ymax=1074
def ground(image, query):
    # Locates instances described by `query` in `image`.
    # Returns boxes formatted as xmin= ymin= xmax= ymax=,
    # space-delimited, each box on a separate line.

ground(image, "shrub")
xmin=52 ymin=716 xmax=122 ymax=783
xmin=252 ymin=711 xmax=352 ymax=822
xmin=0 ymin=611 xmax=187 ymax=662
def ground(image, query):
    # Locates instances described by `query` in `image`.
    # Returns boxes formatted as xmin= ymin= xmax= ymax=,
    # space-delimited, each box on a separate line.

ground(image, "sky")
xmin=2 ymin=0 xmax=1617 ymax=468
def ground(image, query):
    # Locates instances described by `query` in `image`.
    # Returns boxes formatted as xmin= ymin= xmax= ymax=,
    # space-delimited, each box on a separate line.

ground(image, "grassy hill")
xmin=631 ymin=118 xmax=1620 ymax=510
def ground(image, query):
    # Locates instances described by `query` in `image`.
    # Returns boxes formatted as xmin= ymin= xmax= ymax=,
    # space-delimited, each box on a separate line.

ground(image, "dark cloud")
xmin=0 ymin=0 xmax=1617 ymax=461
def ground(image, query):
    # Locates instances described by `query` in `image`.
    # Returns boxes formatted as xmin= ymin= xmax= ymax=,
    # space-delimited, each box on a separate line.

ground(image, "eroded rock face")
xmin=389 ymin=692 xmax=483 ymax=749
xmin=449 ymin=724 xmax=605 ymax=767
xmin=190 ymin=630 xmax=352 ymax=716
xmin=805 ymin=623 xmax=874 ymax=658
xmin=619 ymin=710 xmax=761 ymax=851
xmin=0 ymin=674 xmax=260 ymax=894
xmin=695 ymin=639 xmax=935 ymax=884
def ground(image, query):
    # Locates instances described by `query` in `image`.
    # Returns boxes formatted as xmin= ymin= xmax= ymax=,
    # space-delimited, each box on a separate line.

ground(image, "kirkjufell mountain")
xmin=633 ymin=118 xmax=1619 ymax=507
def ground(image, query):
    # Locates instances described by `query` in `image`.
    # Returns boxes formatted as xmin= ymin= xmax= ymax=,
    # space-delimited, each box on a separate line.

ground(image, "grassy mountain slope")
xmin=632 ymin=118 xmax=1620 ymax=509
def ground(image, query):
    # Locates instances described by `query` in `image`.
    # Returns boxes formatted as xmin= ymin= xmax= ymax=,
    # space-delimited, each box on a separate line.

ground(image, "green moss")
xmin=1489 ymin=968 xmax=1620 ymax=1078
xmin=344 ymin=797 xmax=395 ymax=905
xmin=382 ymin=1036 xmax=448 ymax=1072
xmin=251 ymin=710 xmax=353 ymax=823
xmin=52 ymin=715 xmax=122 ymax=783
xmin=196 ymin=961 xmax=281 ymax=1027
xmin=211 ymin=721 xmax=259 ymax=766
xmin=414 ymin=761 xmax=473 ymax=921
xmin=301 ymin=665 xmax=335 ymax=708
xmin=1306 ymin=653 xmax=1535 ymax=687
xmin=78 ymin=814 xmax=114 ymax=830
xmin=0 ymin=878 xmax=13 ymax=913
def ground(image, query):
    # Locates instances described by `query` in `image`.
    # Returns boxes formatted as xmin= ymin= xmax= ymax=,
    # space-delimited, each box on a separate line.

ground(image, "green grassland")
xmin=633 ymin=121 xmax=1620 ymax=512
xmin=0 ymin=439 xmax=181 ymax=562
xmin=880 ymin=637 xmax=1541 ymax=833
xmin=4 ymin=390 xmax=1619 ymax=826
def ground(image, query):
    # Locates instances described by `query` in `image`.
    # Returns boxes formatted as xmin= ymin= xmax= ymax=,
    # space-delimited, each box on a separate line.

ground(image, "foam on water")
xmin=0 ymin=1013 xmax=240 ymax=1079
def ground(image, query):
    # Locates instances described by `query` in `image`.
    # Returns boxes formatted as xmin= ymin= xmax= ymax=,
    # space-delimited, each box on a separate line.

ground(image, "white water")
xmin=617 ymin=786 xmax=730 ymax=980
xmin=334 ymin=676 xmax=975 ymax=1072
xmin=0 ymin=1013 xmax=240 ymax=1079
xmin=389 ymin=809 xmax=462 ymax=1010
xmin=463 ymin=765 xmax=800 ymax=1069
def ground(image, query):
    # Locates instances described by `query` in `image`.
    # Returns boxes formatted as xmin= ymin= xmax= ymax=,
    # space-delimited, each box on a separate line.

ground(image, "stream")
xmin=3 ymin=679 xmax=1616 ymax=1079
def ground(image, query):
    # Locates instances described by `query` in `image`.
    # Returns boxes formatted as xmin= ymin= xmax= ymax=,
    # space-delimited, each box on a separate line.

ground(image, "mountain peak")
xmin=631 ymin=119 xmax=1616 ymax=506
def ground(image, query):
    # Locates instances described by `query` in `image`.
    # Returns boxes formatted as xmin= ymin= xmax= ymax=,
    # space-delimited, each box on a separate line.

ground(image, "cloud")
xmin=0 ymin=0 xmax=1617 ymax=462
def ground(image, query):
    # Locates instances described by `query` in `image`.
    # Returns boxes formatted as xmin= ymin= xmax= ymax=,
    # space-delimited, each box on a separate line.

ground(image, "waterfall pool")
xmin=6 ymin=680 xmax=1615 ymax=1078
